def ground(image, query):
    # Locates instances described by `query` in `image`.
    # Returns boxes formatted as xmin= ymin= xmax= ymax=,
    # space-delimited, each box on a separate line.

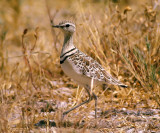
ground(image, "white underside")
xmin=61 ymin=59 xmax=99 ymax=88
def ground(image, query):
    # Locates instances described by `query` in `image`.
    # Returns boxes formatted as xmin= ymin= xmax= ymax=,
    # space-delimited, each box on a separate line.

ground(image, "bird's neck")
xmin=61 ymin=33 xmax=75 ymax=55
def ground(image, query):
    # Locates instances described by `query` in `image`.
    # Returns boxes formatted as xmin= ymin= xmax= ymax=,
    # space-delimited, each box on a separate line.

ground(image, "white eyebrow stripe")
xmin=62 ymin=23 xmax=75 ymax=28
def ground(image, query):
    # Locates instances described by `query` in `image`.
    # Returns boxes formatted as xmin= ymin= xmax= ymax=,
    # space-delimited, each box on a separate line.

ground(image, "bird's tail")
xmin=119 ymin=84 xmax=128 ymax=88
xmin=109 ymin=78 xmax=128 ymax=88
xmin=102 ymin=69 xmax=128 ymax=88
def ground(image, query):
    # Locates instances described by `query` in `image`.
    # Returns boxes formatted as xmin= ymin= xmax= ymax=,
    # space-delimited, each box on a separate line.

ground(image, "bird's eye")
xmin=66 ymin=24 xmax=70 ymax=27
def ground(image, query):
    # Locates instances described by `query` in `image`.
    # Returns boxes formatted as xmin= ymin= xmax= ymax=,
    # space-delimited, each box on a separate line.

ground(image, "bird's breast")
xmin=61 ymin=59 xmax=91 ymax=87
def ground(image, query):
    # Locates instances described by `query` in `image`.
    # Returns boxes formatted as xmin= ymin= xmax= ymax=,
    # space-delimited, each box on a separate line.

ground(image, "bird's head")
xmin=52 ymin=21 xmax=76 ymax=34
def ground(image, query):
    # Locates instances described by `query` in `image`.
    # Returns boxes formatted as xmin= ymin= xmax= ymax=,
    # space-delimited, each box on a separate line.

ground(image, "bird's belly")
xmin=61 ymin=60 xmax=91 ymax=86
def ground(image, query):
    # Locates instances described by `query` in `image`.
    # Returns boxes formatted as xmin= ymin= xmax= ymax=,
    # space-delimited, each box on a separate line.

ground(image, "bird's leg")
xmin=63 ymin=87 xmax=92 ymax=117
xmin=92 ymin=92 xmax=98 ymax=119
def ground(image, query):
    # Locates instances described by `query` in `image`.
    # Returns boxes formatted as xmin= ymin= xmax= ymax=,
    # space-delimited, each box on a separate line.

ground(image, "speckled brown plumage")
xmin=53 ymin=20 xmax=128 ymax=119
xmin=67 ymin=49 xmax=126 ymax=87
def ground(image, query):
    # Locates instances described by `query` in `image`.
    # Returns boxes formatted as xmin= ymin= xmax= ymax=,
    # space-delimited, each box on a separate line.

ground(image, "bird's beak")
xmin=52 ymin=25 xmax=60 ymax=28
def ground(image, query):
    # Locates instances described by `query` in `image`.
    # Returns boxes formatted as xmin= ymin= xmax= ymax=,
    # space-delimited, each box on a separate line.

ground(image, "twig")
xmin=45 ymin=0 xmax=59 ymax=53
xmin=21 ymin=29 xmax=38 ymax=90
xmin=31 ymin=27 xmax=39 ymax=52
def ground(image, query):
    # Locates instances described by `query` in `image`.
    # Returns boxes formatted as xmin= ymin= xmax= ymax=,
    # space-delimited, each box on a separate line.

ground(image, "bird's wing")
xmin=68 ymin=50 xmax=127 ymax=87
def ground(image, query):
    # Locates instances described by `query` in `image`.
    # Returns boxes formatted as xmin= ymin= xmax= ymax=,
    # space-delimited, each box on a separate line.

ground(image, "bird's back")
xmin=61 ymin=49 xmax=127 ymax=88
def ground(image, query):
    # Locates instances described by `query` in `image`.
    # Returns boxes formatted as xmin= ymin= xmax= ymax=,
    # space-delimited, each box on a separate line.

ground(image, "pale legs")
xmin=63 ymin=85 xmax=98 ymax=119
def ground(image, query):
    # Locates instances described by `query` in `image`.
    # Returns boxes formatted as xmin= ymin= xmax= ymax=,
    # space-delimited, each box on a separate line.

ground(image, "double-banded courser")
xmin=52 ymin=21 xmax=127 ymax=118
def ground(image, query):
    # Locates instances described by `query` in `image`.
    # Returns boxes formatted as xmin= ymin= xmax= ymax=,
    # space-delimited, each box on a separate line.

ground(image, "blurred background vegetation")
xmin=0 ymin=0 xmax=160 ymax=132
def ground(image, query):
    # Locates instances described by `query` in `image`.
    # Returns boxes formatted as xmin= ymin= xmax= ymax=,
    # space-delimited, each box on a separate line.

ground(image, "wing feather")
xmin=68 ymin=50 xmax=127 ymax=87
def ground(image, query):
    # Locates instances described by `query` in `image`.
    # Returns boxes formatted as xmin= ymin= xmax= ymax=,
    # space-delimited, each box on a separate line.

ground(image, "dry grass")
xmin=0 ymin=0 xmax=160 ymax=132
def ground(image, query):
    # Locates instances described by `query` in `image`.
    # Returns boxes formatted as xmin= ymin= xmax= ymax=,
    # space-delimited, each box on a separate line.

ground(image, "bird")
xmin=52 ymin=20 xmax=127 ymax=118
